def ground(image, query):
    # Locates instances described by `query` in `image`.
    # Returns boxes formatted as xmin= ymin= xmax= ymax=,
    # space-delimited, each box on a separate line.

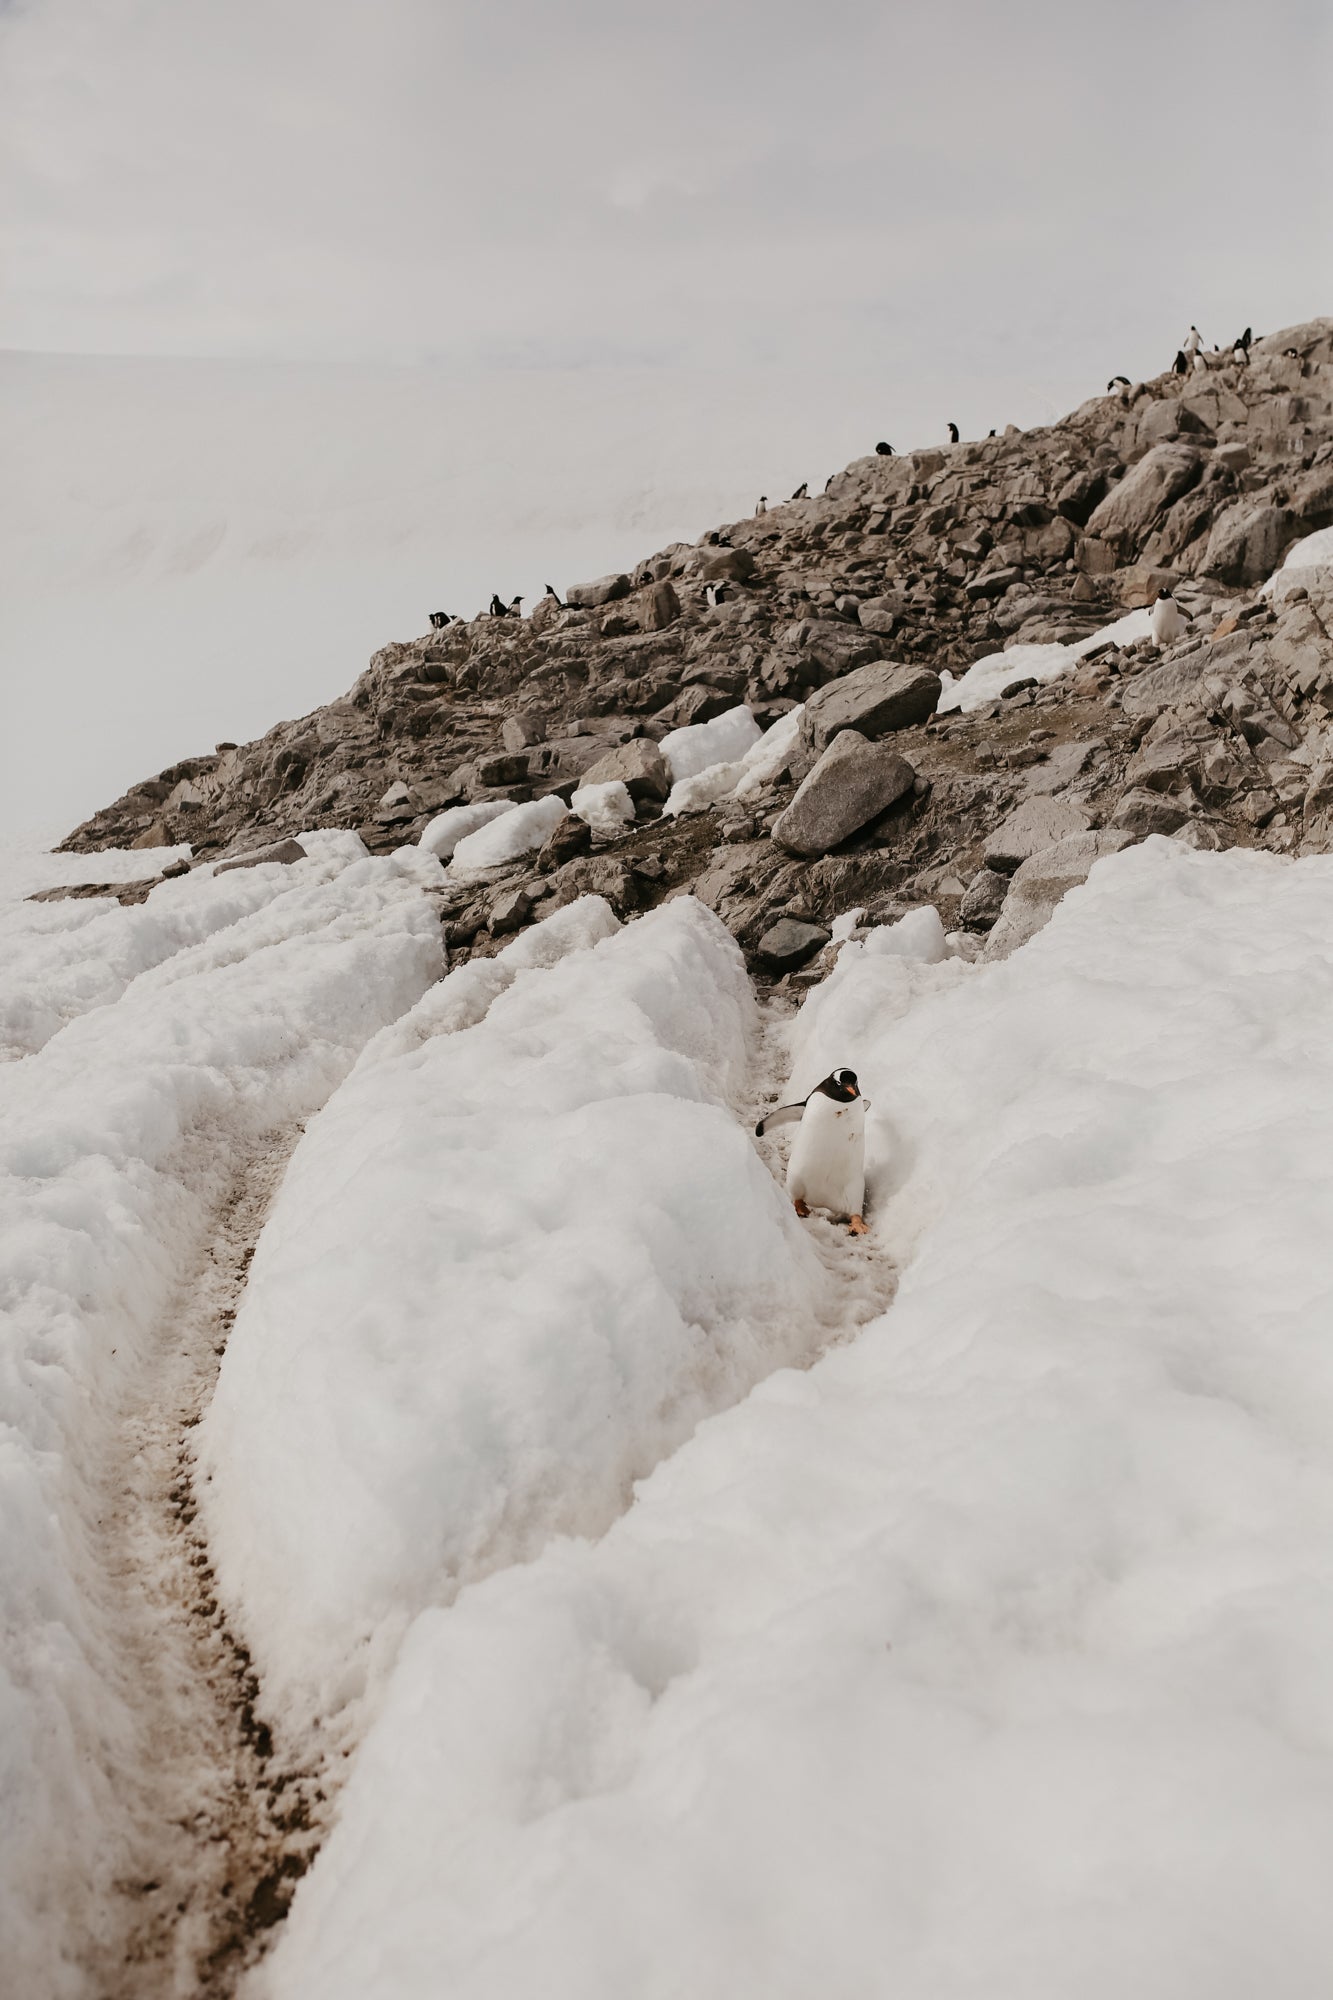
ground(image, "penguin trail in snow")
xmin=756 ymin=1068 xmax=869 ymax=1236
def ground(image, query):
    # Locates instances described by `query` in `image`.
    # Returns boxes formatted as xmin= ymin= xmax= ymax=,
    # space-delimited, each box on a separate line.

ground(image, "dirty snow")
xmin=938 ymin=607 xmax=1154 ymax=713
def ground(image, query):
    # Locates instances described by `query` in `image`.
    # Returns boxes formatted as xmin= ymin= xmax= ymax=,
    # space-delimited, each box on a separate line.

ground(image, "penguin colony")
xmin=756 ymin=1069 xmax=869 ymax=1236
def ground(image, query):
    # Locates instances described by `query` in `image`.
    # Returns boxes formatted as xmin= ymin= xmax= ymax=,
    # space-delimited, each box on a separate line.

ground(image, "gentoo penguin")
xmin=1232 ymin=338 xmax=1250 ymax=368
xmin=756 ymin=495 xmax=768 ymax=515
xmin=1149 ymin=587 xmax=1187 ymax=646
xmin=507 ymin=594 xmax=524 ymax=616
xmin=544 ymin=584 xmax=563 ymax=605
xmin=1172 ymin=349 xmax=1189 ymax=375
xmin=790 ymin=481 xmax=808 ymax=500
xmin=1239 ymin=326 xmax=1253 ymax=352
xmin=755 ymin=1068 xmax=868 ymax=1235
xmin=428 ymin=611 xmax=452 ymax=629
xmin=1107 ymin=375 xmax=1131 ymax=392
xmin=987 ymin=428 xmax=997 ymax=437
xmin=875 ymin=441 xmax=894 ymax=456
xmin=947 ymin=421 xmax=960 ymax=443
xmin=489 ymin=593 xmax=507 ymax=617
xmin=1183 ymin=325 xmax=1203 ymax=358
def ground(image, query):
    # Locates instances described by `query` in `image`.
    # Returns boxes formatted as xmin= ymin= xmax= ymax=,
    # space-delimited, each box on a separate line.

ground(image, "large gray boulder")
xmin=985 ymin=830 xmax=1136 ymax=959
xmin=694 ymin=546 xmax=757 ymax=584
xmin=772 ymin=729 xmax=917 ymax=857
xmin=566 ymin=572 xmax=631 ymax=609
xmin=578 ymin=737 xmax=670 ymax=803
xmin=756 ymin=917 xmax=831 ymax=971
xmin=801 ymin=662 xmax=942 ymax=754
xmin=1084 ymin=444 xmax=1202 ymax=550
xmin=1201 ymin=501 xmax=1296 ymax=586
xmin=983 ymin=796 xmax=1091 ymax=873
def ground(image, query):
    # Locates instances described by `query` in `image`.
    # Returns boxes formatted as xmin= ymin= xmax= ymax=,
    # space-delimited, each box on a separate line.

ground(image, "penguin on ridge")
xmin=1172 ymin=350 xmax=1189 ymax=375
xmin=756 ymin=496 xmax=768 ymax=515
xmin=489 ymin=593 xmax=507 ymax=617
xmin=1232 ymin=337 xmax=1250 ymax=368
xmin=791 ymin=481 xmax=809 ymax=500
xmin=875 ymin=441 xmax=894 ymax=456
xmin=1149 ymin=587 xmax=1187 ymax=647
xmin=544 ymin=584 xmax=563 ymax=606
xmin=755 ymin=1067 xmax=868 ymax=1235
xmin=507 ymin=594 xmax=524 ymax=616
xmin=1107 ymin=375 xmax=1131 ymax=392
xmin=428 ymin=611 xmax=452 ymax=629
xmin=1183 ymin=325 xmax=1203 ymax=358
xmin=947 ymin=421 xmax=960 ymax=443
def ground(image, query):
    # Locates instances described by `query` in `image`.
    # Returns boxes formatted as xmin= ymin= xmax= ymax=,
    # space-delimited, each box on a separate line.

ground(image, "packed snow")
xmin=418 ymin=798 xmax=517 ymax=860
xmin=198 ymin=898 xmax=833 ymax=1743
xmin=0 ymin=837 xmax=441 ymax=1996
xmin=660 ymin=703 xmax=762 ymax=783
xmin=448 ymin=794 xmax=566 ymax=873
xmin=937 ymin=607 xmax=1154 ymax=713
xmin=664 ymin=705 xmax=804 ymax=816
xmin=571 ymin=779 xmax=637 ymax=834
xmin=254 ymin=838 xmax=1333 ymax=2000
xmin=10 ymin=817 xmax=1333 ymax=1999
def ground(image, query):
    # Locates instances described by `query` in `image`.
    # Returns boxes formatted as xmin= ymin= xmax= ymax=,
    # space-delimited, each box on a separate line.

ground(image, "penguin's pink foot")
xmin=847 ymin=1213 xmax=869 ymax=1236
xmin=793 ymin=1197 xmax=811 ymax=1218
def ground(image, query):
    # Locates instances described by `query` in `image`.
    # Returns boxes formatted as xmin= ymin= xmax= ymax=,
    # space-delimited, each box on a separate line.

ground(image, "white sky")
xmin=1 ymin=0 xmax=1331 ymax=837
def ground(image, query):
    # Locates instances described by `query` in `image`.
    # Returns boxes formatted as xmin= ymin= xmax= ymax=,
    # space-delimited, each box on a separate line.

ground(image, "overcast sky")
xmin=2 ymin=0 xmax=1331 ymax=840
xmin=4 ymin=0 xmax=1329 ymax=377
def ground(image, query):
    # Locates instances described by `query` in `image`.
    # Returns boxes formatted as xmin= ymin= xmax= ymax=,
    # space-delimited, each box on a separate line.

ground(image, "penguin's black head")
xmin=1158 ymin=587 xmax=1174 ymax=600
xmin=820 ymin=1067 xmax=860 ymax=1102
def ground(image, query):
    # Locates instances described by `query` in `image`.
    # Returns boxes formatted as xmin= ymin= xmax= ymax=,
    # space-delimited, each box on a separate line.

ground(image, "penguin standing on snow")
xmin=1149 ymin=586 xmax=1187 ymax=646
xmin=755 ymin=1068 xmax=868 ymax=1235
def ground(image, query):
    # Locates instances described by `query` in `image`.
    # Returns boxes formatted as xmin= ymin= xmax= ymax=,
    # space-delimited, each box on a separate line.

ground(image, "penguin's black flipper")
xmin=754 ymin=1102 xmax=806 ymax=1137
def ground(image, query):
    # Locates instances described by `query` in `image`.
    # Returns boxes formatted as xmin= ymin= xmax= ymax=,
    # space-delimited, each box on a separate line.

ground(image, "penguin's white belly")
xmin=1150 ymin=602 xmax=1184 ymax=644
xmin=787 ymin=1094 xmax=865 ymax=1217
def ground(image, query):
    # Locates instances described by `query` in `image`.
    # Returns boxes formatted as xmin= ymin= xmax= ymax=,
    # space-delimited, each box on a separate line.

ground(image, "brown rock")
xmin=801 ymin=662 xmax=942 ymax=753
xmin=772 ymin=730 xmax=917 ymax=857
xmin=578 ymin=737 xmax=671 ymax=803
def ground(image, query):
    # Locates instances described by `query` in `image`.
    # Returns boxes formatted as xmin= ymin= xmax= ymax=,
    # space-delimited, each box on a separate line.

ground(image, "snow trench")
xmin=0 ymin=843 xmax=441 ymax=1997
xmin=197 ymin=894 xmax=890 ymax=1754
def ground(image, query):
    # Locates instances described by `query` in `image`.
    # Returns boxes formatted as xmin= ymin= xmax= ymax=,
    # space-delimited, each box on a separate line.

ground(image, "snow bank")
xmin=200 ymin=898 xmax=830 ymax=1743
xmin=1264 ymin=525 xmax=1333 ymax=601
xmin=938 ymin=607 xmax=1154 ymax=713
xmin=0 ymin=836 xmax=377 ymax=1060
xmin=418 ymin=799 xmax=515 ymax=859
xmin=0 ymin=850 xmax=440 ymax=1998
xmin=353 ymin=894 xmax=622 ymax=1068
xmin=263 ymin=840 xmax=1333 ymax=2000
xmin=660 ymin=703 xmax=761 ymax=783
xmin=449 ymin=794 xmax=565 ymax=872
xmin=571 ymin=779 xmax=636 ymax=834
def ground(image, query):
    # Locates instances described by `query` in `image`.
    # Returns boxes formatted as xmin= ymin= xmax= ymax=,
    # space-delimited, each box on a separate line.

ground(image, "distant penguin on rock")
xmin=1183 ymin=325 xmax=1203 ymax=358
xmin=1173 ymin=350 xmax=1189 ymax=375
xmin=1150 ymin=586 xmax=1187 ymax=647
xmin=791 ymin=481 xmax=808 ymax=500
xmin=489 ymin=593 xmax=507 ymax=617
xmin=1232 ymin=337 xmax=1250 ymax=368
xmin=756 ymin=495 xmax=768 ymax=515
xmin=947 ymin=421 xmax=960 ymax=443
xmin=1107 ymin=375 xmax=1131 ymax=392
xmin=755 ymin=1067 xmax=868 ymax=1235
xmin=1239 ymin=326 xmax=1253 ymax=352
xmin=508 ymin=594 xmax=524 ymax=616
xmin=428 ymin=611 xmax=451 ymax=629
xmin=875 ymin=441 xmax=894 ymax=456
xmin=544 ymin=584 xmax=563 ymax=605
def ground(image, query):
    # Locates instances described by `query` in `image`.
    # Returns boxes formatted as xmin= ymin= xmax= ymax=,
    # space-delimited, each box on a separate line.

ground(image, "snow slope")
xmin=198 ymin=897 xmax=834 ymax=1744
xmin=0 ymin=839 xmax=440 ymax=1997
xmin=256 ymin=838 xmax=1333 ymax=2000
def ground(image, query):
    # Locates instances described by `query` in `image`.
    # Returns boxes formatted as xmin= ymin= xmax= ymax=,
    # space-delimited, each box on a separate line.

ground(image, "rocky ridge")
xmin=61 ymin=318 xmax=1333 ymax=970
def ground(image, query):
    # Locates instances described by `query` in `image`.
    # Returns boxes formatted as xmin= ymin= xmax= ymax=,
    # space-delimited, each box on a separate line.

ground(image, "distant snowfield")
xmin=6 ymin=829 xmax=1333 ymax=1995
xmin=0 ymin=350 xmax=932 ymax=840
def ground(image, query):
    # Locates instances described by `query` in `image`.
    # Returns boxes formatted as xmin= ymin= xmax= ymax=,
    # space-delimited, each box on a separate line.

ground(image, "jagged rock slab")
xmin=984 ymin=797 xmax=1091 ymax=873
xmin=772 ymin=730 xmax=917 ymax=858
xmin=985 ymin=829 xmax=1136 ymax=958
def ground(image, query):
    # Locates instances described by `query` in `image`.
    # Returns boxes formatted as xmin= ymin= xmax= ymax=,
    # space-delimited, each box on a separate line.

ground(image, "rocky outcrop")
xmin=55 ymin=318 xmax=1333 ymax=976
